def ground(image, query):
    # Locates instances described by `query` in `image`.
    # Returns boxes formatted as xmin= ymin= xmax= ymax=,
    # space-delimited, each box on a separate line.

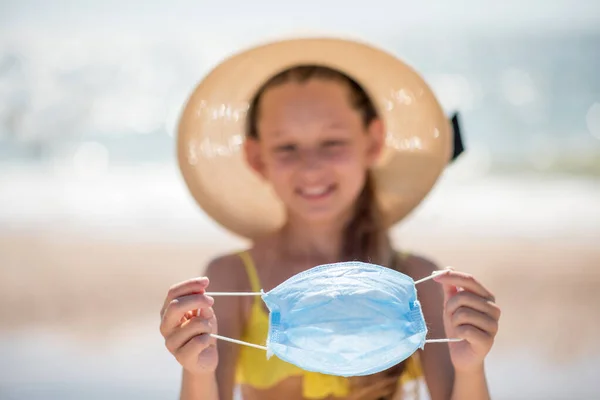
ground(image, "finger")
xmin=180 ymin=308 xmax=214 ymax=325
xmin=446 ymin=291 xmax=501 ymax=320
xmin=455 ymin=324 xmax=492 ymax=345
xmin=174 ymin=332 xmax=213 ymax=366
xmin=434 ymin=271 xmax=494 ymax=301
xmin=428 ymin=268 xmax=458 ymax=304
xmin=162 ymin=277 xmax=210 ymax=311
xmin=161 ymin=293 xmax=214 ymax=336
xmin=451 ymin=306 xmax=499 ymax=335
xmin=200 ymin=307 xmax=214 ymax=319
xmin=180 ymin=309 xmax=200 ymax=324
xmin=165 ymin=316 xmax=213 ymax=354
xmin=441 ymin=281 xmax=459 ymax=305
xmin=161 ymin=277 xmax=210 ymax=317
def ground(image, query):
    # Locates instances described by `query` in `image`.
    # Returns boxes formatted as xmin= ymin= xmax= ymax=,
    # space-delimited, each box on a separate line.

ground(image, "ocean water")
xmin=1 ymin=31 xmax=599 ymax=174
xmin=1 ymin=164 xmax=598 ymax=241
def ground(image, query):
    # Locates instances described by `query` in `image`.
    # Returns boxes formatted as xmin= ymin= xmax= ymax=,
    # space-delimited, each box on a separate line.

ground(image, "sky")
xmin=2 ymin=0 xmax=600 ymax=35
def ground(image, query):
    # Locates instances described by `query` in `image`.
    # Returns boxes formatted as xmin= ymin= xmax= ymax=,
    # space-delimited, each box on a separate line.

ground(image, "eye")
xmin=323 ymin=140 xmax=346 ymax=148
xmin=274 ymin=144 xmax=297 ymax=154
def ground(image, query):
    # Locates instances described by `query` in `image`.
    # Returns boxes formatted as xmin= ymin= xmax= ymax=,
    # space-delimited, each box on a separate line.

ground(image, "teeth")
xmin=302 ymin=186 xmax=328 ymax=196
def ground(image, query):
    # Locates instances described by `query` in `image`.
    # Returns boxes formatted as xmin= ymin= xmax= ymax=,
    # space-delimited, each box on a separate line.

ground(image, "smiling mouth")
xmin=297 ymin=184 xmax=336 ymax=200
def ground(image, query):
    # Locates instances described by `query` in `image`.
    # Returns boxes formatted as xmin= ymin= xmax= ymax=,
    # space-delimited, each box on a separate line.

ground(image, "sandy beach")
xmin=1 ymin=230 xmax=599 ymax=360
xmin=1 ymin=168 xmax=599 ymax=399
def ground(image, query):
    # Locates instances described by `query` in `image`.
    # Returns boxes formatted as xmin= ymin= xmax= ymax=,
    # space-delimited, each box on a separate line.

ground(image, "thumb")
xmin=441 ymin=282 xmax=459 ymax=306
xmin=434 ymin=267 xmax=458 ymax=305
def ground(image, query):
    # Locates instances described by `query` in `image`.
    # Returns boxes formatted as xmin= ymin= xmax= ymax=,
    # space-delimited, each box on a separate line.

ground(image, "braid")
xmin=342 ymin=171 xmax=402 ymax=271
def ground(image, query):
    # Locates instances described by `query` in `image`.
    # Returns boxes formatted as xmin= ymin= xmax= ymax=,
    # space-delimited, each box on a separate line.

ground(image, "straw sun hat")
xmin=177 ymin=36 xmax=464 ymax=239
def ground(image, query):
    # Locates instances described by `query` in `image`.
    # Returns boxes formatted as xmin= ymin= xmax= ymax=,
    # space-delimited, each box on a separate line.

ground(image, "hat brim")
xmin=177 ymin=37 xmax=452 ymax=239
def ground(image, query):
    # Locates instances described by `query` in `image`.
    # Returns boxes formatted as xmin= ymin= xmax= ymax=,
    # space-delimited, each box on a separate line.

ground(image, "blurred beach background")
xmin=1 ymin=1 xmax=600 ymax=399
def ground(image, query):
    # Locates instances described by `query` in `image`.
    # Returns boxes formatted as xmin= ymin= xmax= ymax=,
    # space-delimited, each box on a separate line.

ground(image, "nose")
xmin=298 ymin=149 xmax=325 ymax=179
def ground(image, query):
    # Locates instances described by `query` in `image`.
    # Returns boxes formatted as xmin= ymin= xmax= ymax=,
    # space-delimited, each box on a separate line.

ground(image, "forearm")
xmin=450 ymin=366 xmax=490 ymax=400
xmin=180 ymin=369 xmax=219 ymax=400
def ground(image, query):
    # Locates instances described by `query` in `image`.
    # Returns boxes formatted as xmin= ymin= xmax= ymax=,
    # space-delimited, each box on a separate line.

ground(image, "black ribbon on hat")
xmin=449 ymin=112 xmax=465 ymax=162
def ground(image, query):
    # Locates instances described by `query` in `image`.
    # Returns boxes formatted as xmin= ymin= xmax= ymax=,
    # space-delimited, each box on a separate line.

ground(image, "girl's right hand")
xmin=159 ymin=277 xmax=219 ymax=375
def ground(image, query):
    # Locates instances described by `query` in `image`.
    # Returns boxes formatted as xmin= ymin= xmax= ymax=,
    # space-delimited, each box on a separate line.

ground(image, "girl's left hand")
xmin=434 ymin=270 xmax=501 ymax=373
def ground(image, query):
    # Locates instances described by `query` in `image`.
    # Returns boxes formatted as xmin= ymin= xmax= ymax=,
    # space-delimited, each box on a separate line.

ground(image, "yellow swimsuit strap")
xmin=238 ymin=250 xmax=262 ymax=298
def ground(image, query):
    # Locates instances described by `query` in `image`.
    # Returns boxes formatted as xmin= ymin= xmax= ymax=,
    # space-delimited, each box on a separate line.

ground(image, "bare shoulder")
xmin=401 ymin=252 xmax=441 ymax=281
xmin=204 ymin=251 xmax=252 ymax=292
xmin=203 ymin=251 xmax=254 ymax=331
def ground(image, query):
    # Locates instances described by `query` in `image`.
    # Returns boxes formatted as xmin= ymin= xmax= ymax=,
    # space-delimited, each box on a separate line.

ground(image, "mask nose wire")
xmin=203 ymin=269 xmax=463 ymax=350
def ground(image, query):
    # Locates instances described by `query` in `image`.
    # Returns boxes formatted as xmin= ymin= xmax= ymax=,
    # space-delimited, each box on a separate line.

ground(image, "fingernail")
xmin=433 ymin=268 xmax=452 ymax=281
xmin=432 ymin=271 xmax=445 ymax=279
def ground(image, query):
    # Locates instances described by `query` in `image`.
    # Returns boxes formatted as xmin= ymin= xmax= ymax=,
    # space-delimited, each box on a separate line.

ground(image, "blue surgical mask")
xmin=206 ymin=261 xmax=458 ymax=377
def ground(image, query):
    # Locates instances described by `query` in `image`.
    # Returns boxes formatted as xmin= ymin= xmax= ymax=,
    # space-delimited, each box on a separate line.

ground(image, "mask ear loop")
xmin=200 ymin=290 xmax=268 ymax=349
xmin=203 ymin=268 xmax=463 ymax=350
xmin=414 ymin=268 xmax=452 ymax=285
xmin=414 ymin=268 xmax=463 ymax=343
xmin=209 ymin=333 xmax=268 ymax=350
xmin=204 ymin=269 xmax=451 ymax=295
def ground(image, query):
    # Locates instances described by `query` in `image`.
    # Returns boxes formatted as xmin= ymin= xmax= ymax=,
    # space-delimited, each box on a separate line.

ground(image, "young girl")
xmin=159 ymin=37 xmax=500 ymax=400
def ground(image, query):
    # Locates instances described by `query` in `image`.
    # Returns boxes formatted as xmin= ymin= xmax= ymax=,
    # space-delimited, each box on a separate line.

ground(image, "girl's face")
xmin=245 ymin=78 xmax=384 ymax=225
